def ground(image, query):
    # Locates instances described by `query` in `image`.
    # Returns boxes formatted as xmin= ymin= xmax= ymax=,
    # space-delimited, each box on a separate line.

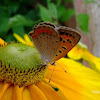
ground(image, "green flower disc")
xmin=0 ymin=43 xmax=47 ymax=87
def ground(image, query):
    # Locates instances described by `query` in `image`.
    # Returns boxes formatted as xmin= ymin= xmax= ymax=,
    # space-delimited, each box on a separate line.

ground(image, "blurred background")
xmin=0 ymin=0 xmax=99 ymax=57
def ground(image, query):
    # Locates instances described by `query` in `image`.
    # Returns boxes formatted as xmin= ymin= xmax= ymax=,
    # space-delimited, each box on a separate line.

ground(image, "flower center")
xmin=0 ymin=43 xmax=47 ymax=87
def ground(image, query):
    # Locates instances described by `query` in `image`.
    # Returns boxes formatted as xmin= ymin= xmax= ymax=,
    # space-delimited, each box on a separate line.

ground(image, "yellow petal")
xmin=1 ymin=85 xmax=13 ymax=100
xmin=0 ymin=82 xmax=11 ymax=99
xmin=13 ymin=85 xmax=24 ymax=100
xmin=0 ymin=38 xmax=7 ymax=47
xmin=23 ymin=87 xmax=32 ymax=100
xmin=68 ymin=42 xmax=87 ymax=60
xmin=24 ymin=34 xmax=34 ymax=47
xmin=13 ymin=33 xmax=26 ymax=44
xmin=82 ymin=50 xmax=100 ymax=72
xmin=45 ymin=58 xmax=100 ymax=100
xmin=28 ymin=84 xmax=47 ymax=100
xmin=36 ymin=81 xmax=67 ymax=100
xmin=24 ymin=34 xmax=32 ymax=44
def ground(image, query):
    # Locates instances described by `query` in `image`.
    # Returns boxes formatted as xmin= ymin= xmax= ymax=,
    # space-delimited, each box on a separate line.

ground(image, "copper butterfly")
xmin=29 ymin=22 xmax=81 ymax=64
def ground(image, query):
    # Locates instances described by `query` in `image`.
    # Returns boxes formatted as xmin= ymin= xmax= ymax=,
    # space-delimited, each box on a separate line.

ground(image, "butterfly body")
xmin=29 ymin=22 xmax=81 ymax=64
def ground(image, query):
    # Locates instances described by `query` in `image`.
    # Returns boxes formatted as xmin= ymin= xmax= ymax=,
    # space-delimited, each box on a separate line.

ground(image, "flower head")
xmin=0 ymin=37 xmax=100 ymax=100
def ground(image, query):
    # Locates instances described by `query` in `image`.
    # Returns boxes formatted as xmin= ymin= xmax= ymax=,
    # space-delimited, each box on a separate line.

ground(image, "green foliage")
xmin=0 ymin=0 xmax=90 ymax=41
xmin=65 ymin=0 xmax=73 ymax=2
xmin=57 ymin=5 xmax=75 ymax=22
xmin=48 ymin=3 xmax=58 ymax=20
xmin=84 ymin=0 xmax=97 ymax=4
xmin=39 ymin=5 xmax=52 ymax=22
xmin=77 ymin=14 xmax=89 ymax=35
xmin=39 ymin=1 xmax=58 ymax=23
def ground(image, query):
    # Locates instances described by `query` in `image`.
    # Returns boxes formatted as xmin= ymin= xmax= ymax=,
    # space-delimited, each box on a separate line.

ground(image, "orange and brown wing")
xmin=52 ymin=27 xmax=81 ymax=62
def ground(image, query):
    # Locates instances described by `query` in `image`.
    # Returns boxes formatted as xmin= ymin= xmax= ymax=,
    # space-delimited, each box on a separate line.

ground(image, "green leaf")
xmin=48 ymin=3 xmax=58 ymax=20
xmin=0 ymin=17 xmax=10 ymax=33
xmin=62 ymin=9 xmax=75 ymax=22
xmin=47 ymin=0 xmax=51 ymax=5
xmin=8 ymin=2 xmax=19 ymax=14
xmin=77 ymin=14 xmax=89 ymax=35
xmin=5 ymin=34 xmax=16 ymax=42
xmin=55 ymin=0 xmax=62 ymax=6
xmin=12 ymin=26 xmax=25 ymax=37
xmin=57 ymin=5 xmax=66 ymax=19
xmin=39 ymin=5 xmax=52 ymax=22
xmin=65 ymin=0 xmax=73 ymax=2
xmin=84 ymin=0 xmax=97 ymax=4
xmin=58 ymin=5 xmax=75 ymax=22
xmin=9 ymin=14 xmax=33 ymax=27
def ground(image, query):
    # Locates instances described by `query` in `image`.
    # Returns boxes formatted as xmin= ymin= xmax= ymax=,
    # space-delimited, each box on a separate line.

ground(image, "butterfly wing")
xmin=52 ymin=26 xmax=81 ymax=62
xmin=29 ymin=24 xmax=59 ymax=63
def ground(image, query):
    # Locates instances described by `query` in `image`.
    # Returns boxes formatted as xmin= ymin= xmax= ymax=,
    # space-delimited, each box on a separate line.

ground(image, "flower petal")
xmin=23 ymin=87 xmax=32 ymax=100
xmin=1 ymin=85 xmax=13 ymax=100
xmin=13 ymin=33 xmax=26 ymax=44
xmin=0 ymin=82 xmax=11 ymax=99
xmin=24 ymin=34 xmax=32 ymax=44
xmin=45 ymin=58 xmax=100 ymax=100
xmin=36 ymin=81 xmax=67 ymax=100
xmin=0 ymin=38 xmax=7 ymax=47
xmin=13 ymin=85 xmax=24 ymax=100
xmin=28 ymin=84 xmax=47 ymax=100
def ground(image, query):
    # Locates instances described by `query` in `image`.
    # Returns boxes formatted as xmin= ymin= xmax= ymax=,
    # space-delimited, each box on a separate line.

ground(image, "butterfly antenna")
xmin=56 ymin=62 xmax=67 ymax=73
xmin=49 ymin=64 xmax=55 ymax=83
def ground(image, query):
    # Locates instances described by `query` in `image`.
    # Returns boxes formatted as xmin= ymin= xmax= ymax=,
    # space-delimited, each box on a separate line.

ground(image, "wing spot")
xmin=60 ymin=37 xmax=63 ymax=41
xmin=59 ymin=50 xmax=62 ymax=53
xmin=62 ymin=46 xmax=67 ymax=50
xmin=60 ymin=32 xmax=65 ymax=35
xmin=56 ymin=55 xmax=58 ymax=56
xmin=54 ymin=48 xmax=55 ymax=50
xmin=37 ymin=38 xmax=38 ymax=39
xmin=73 ymin=36 xmax=75 ymax=38
xmin=71 ymin=44 xmax=73 ymax=46
xmin=63 ymin=40 xmax=65 ymax=43
xmin=65 ymin=33 xmax=68 ymax=35
xmin=69 ymin=34 xmax=72 ymax=36
xmin=56 ymin=41 xmax=58 ymax=42
xmin=67 ymin=39 xmax=70 ymax=41
xmin=69 ymin=41 xmax=72 ymax=43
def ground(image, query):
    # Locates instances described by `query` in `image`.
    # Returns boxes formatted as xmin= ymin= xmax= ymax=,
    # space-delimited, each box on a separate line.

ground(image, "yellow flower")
xmin=68 ymin=42 xmax=100 ymax=72
xmin=0 ymin=38 xmax=100 ymax=100
xmin=13 ymin=33 xmax=33 ymax=47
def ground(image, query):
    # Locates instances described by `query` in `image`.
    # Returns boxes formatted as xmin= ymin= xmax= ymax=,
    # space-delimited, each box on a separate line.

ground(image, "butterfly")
xmin=29 ymin=22 xmax=81 ymax=64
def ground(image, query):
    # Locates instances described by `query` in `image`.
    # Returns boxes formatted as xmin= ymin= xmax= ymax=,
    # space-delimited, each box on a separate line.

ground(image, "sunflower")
xmin=0 ymin=36 xmax=100 ymax=100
